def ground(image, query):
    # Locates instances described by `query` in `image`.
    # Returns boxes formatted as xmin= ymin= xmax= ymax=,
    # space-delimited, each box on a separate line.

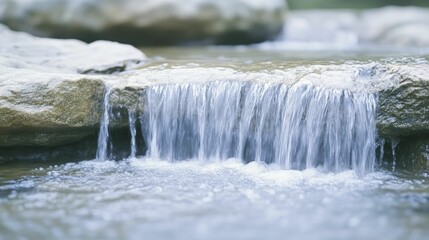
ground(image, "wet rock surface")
xmin=0 ymin=24 xmax=146 ymax=147
xmin=0 ymin=0 xmax=286 ymax=45
xmin=394 ymin=138 xmax=429 ymax=172
xmin=378 ymin=66 xmax=429 ymax=137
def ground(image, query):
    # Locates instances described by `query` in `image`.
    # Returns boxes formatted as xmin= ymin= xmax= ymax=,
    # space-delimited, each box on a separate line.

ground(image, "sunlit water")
xmin=0 ymin=158 xmax=428 ymax=240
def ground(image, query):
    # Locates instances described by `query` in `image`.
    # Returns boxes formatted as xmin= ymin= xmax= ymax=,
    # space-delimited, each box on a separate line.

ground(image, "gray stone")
xmin=0 ymin=24 xmax=146 ymax=74
xmin=377 ymin=64 xmax=429 ymax=137
xmin=0 ymin=24 xmax=146 ymax=146
xmin=0 ymin=0 xmax=287 ymax=45
xmin=383 ymin=138 xmax=429 ymax=172
xmin=0 ymin=75 xmax=104 ymax=146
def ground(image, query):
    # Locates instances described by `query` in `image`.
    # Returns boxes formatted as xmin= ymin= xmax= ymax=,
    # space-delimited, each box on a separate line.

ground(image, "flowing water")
xmin=0 ymin=159 xmax=428 ymax=240
xmin=141 ymin=82 xmax=377 ymax=174
xmin=1 ymin=40 xmax=429 ymax=239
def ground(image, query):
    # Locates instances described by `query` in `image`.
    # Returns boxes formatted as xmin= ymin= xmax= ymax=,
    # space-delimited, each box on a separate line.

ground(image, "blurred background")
xmin=0 ymin=0 xmax=428 ymax=48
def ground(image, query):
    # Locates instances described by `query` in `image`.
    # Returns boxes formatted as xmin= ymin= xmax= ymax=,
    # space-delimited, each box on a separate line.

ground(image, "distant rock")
xmin=281 ymin=7 xmax=429 ymax=47
xmin=360 ymin=7 xmax=429 ymax=47
xmin=0 ymin=24 xmax=145 ymax=74
xmin=0 ymin=0 xmax=287 ymax=45
xmin=281 ymin=10 xmax=359 ymax=45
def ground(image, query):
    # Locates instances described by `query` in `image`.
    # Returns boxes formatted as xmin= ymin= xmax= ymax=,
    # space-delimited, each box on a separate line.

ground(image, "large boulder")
xmin=0 ymin=24 xmax=146 ymax=147
xmin=0 ymin=0 xmax=287 ymax=45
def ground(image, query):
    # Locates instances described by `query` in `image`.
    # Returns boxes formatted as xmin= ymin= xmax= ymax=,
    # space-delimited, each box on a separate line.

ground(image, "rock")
xmin=0 ymin=135 xmax=98 ymax=164
xmin=0 ymin=24 xmax=146 ymax=74
xmin=0 ymin=24 xmax=146 ymax=146
xmin=0 ymin=0 xmax=287 ymax=45
xmin=377 ymin=64 xmax=429 ymax=137
xmin=0 ymin=74 xmax=104 ymax=146
xmin=281 ymin=10 xmax=359 ymax=45
xmin=281 ymin=7 xmax=429 ymax=47
xmin=394 ymin=138 xmax=429 ymax=172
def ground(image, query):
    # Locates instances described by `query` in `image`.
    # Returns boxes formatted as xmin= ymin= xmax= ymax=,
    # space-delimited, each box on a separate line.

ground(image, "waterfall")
xmin=391 ymin=139 xmax=399 ymax=172
xmin=141 ymin=81 xmax=377 ymax=174
xmin=96 ymin=81 xmax=378 ymax=174
xmin=129 ymin=109 xmax=137 ymax=158
xmin=96 ymin=88 xmax=111 ymax=161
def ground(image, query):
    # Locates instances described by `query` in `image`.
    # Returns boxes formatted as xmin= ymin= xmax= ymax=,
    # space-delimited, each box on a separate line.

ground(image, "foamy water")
xmin=1 ymin=158 xmax=428 ymax=240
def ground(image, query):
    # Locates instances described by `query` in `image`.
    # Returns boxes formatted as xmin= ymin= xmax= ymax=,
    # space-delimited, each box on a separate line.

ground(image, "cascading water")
xmin=391 ymin=139 xmax=399 ymax=172
xmin=128 ymin=109 xmax=137 ymax=158
xmin=97 ymin=81 xmax=378 ymax=174
xmin=96 ymin=88 xmax=111 ymax=162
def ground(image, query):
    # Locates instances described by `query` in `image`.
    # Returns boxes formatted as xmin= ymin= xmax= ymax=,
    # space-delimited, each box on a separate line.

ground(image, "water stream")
xmin=96 ymin=88 xmax=112 ymax=162
xmin=1 ymin=51 xmax=428 ymax=240
xmin=96 ymin=81 xmax=377 ymax=174
xmin=144 ymin=82 xmax=377 ymax=173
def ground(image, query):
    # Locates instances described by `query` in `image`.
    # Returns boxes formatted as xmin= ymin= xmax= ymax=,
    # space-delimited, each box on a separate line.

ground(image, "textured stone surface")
xmin=377 ymin=64 xmax=429 ymax=137
xmin=396 ymin=138 xmax=429 ymax=172
xmin=380 ymin=138 xmax=429 ymax=172
xmin=0 ymin=0 xmax=286 ymax=45
xmin=0 ymin=74 xmax=104 ymax=146
xmin=0 ymin=24 xmax=146 ymax=146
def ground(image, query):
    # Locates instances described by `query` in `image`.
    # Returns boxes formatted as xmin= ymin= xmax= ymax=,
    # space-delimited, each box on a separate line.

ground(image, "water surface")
xmin=1 ymin=42 xmax=429 ymax=239
xmin=0 ymin=158 xmax=428 ymax=240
